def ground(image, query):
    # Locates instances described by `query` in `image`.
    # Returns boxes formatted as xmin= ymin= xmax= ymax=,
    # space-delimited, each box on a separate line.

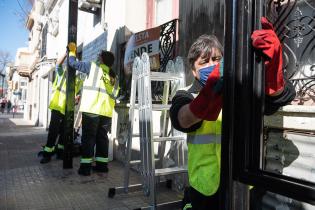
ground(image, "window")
xmin=40 ymin=24 xmax=48 ymax=58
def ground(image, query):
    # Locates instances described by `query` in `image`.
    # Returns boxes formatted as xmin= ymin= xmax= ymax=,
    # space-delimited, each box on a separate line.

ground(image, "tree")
xmin=0 ymin=50 xmax=12 ymax=75
xmin=0 ymin=50 xmax=12 ymax=97
xmin=0 ymin=51 xmax=11 ymax=75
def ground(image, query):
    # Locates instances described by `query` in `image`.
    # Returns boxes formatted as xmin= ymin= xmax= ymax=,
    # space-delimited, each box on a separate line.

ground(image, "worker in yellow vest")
xmin=67 ymin=43 xmax=119 ymax=176
xmin=40 ymin=54 xmax=83 ymax=164
xmin=170 ymin=31 xmax=295 ymax=209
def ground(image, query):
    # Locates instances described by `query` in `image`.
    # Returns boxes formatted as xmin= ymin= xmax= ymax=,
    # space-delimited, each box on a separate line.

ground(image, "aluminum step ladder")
xmin=108 ymin=53 xmax=187 ymax=210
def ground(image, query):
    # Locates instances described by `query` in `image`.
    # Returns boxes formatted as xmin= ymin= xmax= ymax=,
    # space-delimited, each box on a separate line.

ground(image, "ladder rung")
xmin=130 ymin=160 xmax=141 ymax=165
xmin=132 ymin=132 xmax=160 ymax=137
xmin=130 ymin=158 xmax=159 ymax=165
xmin=155 ymin=167 xmax=187 ymax=176
xmin=133 ymin=104 xmax=171 ymax=110
xmin=150 ymin=72 xmax=183 ymax=81
xmin=153 ymin=136 xmax=185 ymax=142
xmin=152 ymin=104 xmax=171 ymax=110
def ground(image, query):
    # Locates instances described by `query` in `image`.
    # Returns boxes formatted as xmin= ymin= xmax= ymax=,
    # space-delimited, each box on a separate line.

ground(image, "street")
xmin=0 ymin=113 xmax=182 ymax=210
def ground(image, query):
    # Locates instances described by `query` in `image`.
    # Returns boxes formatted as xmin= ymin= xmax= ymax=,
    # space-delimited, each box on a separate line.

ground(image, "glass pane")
xmin=262 ymin=0 xmax=315 ymax=184
xmin=250 ymin=189 xmax=315 ymax=210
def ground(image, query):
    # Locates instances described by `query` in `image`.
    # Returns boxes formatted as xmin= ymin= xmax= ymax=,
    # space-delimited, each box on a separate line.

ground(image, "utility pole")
xmin=63 ymin=0 xmax=78 ymax=169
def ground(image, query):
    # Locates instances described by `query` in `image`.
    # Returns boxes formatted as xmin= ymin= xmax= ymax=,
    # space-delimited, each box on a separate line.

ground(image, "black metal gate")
xmin=267 ymin=0 xmax=315 ymax=104
xmin=221 ymin=0 xmax=315 ymax=209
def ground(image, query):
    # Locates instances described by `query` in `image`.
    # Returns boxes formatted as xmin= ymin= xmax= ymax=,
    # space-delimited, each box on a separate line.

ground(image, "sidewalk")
xmin=0 ymin=113 xmax=182 ymax=210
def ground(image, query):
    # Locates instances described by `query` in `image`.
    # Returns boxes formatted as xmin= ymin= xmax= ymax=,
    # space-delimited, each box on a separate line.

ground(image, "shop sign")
xmin=124 ymin=26 xmax=161 ymax=76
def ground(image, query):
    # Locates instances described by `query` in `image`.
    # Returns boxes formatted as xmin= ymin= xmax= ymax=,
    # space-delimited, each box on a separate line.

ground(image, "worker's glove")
xmin=189 ymin=62 xmax=223 ymax=121
xmin=67 ymin=42 xmax=77 ymax=57
xmin=251 ymin=17 xmax=284 ymax=95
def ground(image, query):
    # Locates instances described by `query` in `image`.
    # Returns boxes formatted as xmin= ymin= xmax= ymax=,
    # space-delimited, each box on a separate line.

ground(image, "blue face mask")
xmin=198 ymin=65 xmax=216 ymax=87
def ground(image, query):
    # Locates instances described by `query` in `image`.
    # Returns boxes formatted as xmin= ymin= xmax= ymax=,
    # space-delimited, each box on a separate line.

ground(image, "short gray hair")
xmin=187 ymin=35 xmax=223 ymax=70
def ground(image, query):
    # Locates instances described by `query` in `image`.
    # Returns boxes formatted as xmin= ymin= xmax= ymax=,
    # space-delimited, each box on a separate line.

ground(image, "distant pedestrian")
xmin=12 ymin=102 xmax=18 ymax=118
xmin=0 ymin=99 xmax=6 ymax=114
xmin=7 ymin=100 xmax=12 ymax=114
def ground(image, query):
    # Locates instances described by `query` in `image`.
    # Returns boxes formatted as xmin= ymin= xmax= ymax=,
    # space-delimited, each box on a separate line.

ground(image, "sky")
xmin=0 ymin=0 xmax=32 ymax=62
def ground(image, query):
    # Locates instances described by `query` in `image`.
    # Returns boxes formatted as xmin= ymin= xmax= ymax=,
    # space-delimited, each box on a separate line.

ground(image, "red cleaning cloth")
xmin=251 ymin=17 xmax=284 ymax=95
xmin=189 ymin=63 xmax=222 ymax=121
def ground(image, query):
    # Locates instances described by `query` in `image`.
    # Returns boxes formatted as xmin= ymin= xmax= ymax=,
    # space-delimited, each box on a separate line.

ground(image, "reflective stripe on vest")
xmin=187 ymin=110 xmax=222 ymax=196
xmin=187 ymin=133 xmax=221 ymax=144
xmin=187 ymin=113 xmax=222 ymax=144
xmin=82 ymin=86 xmax=116 ymax=100
xmin=79 ymin=62 xmax=119 ymax=117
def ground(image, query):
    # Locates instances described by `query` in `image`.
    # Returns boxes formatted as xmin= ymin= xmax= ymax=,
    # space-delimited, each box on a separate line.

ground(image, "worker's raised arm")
xmin=67 ymin=42 xmax=91 ymax=74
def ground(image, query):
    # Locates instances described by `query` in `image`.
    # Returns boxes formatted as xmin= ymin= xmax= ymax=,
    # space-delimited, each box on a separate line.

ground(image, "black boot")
xmin=40 ymin=151 xmax=52 ymax=164
xmin=56 ymin=149 xmax=64 ymax=160
xmin=92 ymin=162 xmax=108 ymax=173
xmin=78 ymin=163 xmax=91 ymax=176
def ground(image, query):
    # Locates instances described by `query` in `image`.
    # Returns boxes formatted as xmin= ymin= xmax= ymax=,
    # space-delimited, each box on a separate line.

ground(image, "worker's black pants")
xmin=81 ymin=112 xmax=111 ymax=161
xmin=182 ymin=186 xmax=220 ymax=210
xmin=46 ymin=110 xmax=64 ymax=148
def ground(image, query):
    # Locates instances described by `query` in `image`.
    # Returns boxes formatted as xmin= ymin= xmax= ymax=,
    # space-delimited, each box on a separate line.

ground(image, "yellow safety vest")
xmin=49 ymin=67 xmax=83 ymax=115
xmin=187 ymin=110 xmax=222 ymax=196
xmin=79 ymin=62 xmax=119 ymax=117
xmin=49 ymin=69 xmax=67 ymax=114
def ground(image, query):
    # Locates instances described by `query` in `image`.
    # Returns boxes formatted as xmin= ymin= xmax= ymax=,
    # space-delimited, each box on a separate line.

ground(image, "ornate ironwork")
xmin=159 ymin=19 xmax=177 ymax=72
xmin=267 ymin=0 xmax=315 ymax=105
xmin=152 ymin=19 xmax=177 ymax=100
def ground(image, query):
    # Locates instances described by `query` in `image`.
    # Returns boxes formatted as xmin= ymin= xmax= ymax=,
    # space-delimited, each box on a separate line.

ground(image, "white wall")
xmin=125 ymin=0 xmax=147 ymax=32
xmin=25 ymin=81 xmax=32 ymax=120
xmin=38 ymin=77 xmax=49 ymax=128
xmin=35 ymin=0 xmax=68 ymax=127
xmin=45 ymin=0 xmax=147 ymax=63
xmin=106 ymin=0 xmax=146 ymax=53
xmin=44 ymin=0 xmax=69 ymax=58
xmin=155 ymin=0 xmax=173 ymax=25
xmin=32 ymin=73 xmax=40 ymax=125
xmin=55 ymin=0 xmax=69 ymax=56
